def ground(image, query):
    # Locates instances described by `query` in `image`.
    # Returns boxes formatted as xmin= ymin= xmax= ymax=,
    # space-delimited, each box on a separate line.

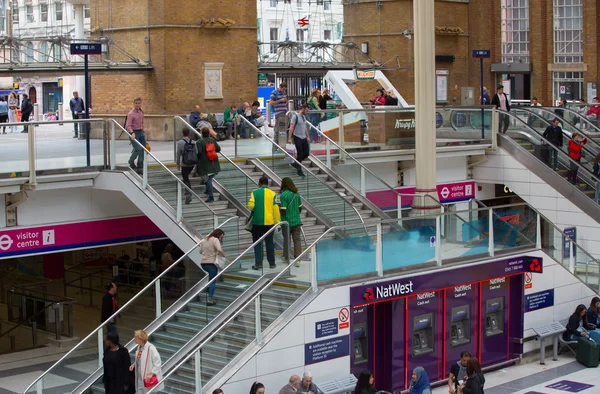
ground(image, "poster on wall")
xmin=436 ymin=70 xmax=449 ymax=103
xmin=587 ymin=82 xmax=597 ymax=105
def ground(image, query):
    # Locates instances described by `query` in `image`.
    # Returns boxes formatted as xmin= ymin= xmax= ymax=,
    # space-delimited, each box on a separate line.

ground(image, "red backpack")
xmin=205 ymin=141 xmax=218 ymax=161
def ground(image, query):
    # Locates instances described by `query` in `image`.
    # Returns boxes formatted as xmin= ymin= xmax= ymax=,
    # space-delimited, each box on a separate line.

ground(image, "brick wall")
xmin=89 ymin=0 xmax=257 ymax=140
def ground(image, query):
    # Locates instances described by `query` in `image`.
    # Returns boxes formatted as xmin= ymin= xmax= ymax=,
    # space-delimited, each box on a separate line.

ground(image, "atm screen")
xmin=452 ymin=309 xmax=467 ymax=322
xmin=487 ymin=301 xmax=501 ymax=313
xmin=414 ymin=316 xmax=431 ymax=330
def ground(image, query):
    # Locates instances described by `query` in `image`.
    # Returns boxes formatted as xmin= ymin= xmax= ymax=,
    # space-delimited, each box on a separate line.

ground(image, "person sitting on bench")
xmin=587 ymin=297 xmax=600 ymax=327
xmin=563 ymin=304 xmax=595 ymax=341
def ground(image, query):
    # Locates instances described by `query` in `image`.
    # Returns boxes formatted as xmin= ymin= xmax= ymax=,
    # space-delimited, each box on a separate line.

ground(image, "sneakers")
xmin=251 ymin=265 xmax=262 ymax=270
xmin=297 ymin=169 xmax=305 ymax=177
xmin=269 ymin=264 xmax=276 ymax=269
xmin=295 ymin=261 xmax=301 ymax=267
xmin=206 ymin=300 xmax=216 ymax=306
xmin=205 ymin=197 xmax=215 ymax=203
xmin=185 ymin=195 xmax=192 ymax=205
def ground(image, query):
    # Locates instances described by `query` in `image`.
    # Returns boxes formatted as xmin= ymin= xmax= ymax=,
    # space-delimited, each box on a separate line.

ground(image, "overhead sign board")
xmin=472 ymin=49 xmax=491 ymax=58
xmin=355 ymin=70 xmax=376 ymax=80
xmin=70 ymin=43 xmax=102 ymax=55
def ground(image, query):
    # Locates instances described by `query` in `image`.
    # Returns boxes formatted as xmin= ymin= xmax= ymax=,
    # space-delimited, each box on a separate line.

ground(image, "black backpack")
xmin=182 ymin=139 xmax=197 ymax=165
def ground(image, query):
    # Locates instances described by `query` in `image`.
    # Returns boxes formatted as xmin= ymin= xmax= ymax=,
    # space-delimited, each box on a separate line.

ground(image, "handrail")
xmin=239 ymin=116 xmax=368 ymax=235
xmin=0 ymin=299 xmax=76 ymax=340
xmin=174 ymin=116 xmax=311 ymax=253
xmin=303 ymin=115 xmax=445 ymax=209
xmin=22 ymin=217 xmax=235 ymax=394
xmin=107 ymin=118 xmax=230 ymax=220
xmin=546 ymin=106 xmax=600 ymax=133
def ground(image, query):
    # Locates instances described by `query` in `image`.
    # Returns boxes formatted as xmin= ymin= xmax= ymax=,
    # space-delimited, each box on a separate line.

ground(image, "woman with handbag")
xmin=129 ymin=330 xmax=163 ymax=394
xmin=200 ymin=229 xmax=227 ymax=306
xmin=279 ymin=177 xmax=303 ymax=266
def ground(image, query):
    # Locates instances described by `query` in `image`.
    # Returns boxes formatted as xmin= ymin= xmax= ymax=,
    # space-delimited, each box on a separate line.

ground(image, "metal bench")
xmin=556 ymin=318 xmax=578 ymax=356
xmin=316 ymin=374 xmax=358 ymax=394
xmin=533 ymin=321 xmax=567 ymax=364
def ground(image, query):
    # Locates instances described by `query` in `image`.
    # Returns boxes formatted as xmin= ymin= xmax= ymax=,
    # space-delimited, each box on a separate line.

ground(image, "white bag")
xmin=284 ymin=143 xmax=296 ymax=164
xmin=215 ymin=255 xmax=227 ymax=270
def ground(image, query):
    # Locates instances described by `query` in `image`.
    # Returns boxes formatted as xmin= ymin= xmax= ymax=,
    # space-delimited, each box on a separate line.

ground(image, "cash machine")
xmin=485 ymin=297 xmax=505 ymax=337
xmin=353 ymin=323 xmax=368 ymax=365
xmin=450 ymin=306 xmax=470 ymax=347
xmin=413 ymin=313 xmax=434 ymax=356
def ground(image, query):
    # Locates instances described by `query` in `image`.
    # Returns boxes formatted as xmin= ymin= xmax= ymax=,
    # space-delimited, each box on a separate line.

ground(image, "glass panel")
xmin=492 ymin=204 xmax=536 ymax=254
xmin=572 ymin=244 xmax=600 ymax=294
xmin=316 ymin=224 xmax=377 ymax=281
xmin=540 ymin=215 xmax=563 ymax=263
xmin=382 ymin=218 xmax=435 ymax=270
xmin=442 ymin=208 xmax=490 ymax=263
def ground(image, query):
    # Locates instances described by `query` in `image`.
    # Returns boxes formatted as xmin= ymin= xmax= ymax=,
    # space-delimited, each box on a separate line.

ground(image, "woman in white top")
xmin=129 ymin=330 xmax=163 ymax=394
xmin=200 ymin=229 xmax=226 ymax=306
xmin=7 ymin=92 xmax=18 ymax=133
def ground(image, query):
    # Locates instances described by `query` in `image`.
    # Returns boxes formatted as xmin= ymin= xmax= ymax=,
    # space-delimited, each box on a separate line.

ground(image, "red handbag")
xmin=143 ymin=347 xmax=159 ymax=388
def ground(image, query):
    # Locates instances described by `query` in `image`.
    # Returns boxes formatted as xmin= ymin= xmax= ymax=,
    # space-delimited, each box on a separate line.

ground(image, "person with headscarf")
xmin=408 ymin=367 xmax=431 ymax=394
xmin=280 ymin=177 xmax=303 ymax=265
xmin=354 ymin=370 xmax=377 ymax=394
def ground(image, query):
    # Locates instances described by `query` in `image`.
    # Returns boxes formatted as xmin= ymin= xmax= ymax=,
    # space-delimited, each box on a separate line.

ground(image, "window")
xmin=324 ymin=29 xmax=331 ymax=41
xmin=553 ymin=71 xmax=583 ymax=102
xmin=501 ymin=0 xmax=530 ymax=63
xmin=269 ymin=27 xmax=278 ymax=53
xmin=12 ymin=45 xmax=19 ymax=62
xmin=553 ymin=0 xmax=583 ymax=63
xmin=296 ymin=28 xmax=306 ymax=52
xmin=55 ymin=1 xmax=63 ymax=21
xmin=297 ymin=0 xmax=302 ymax=8
xmin=26 ymin=5 xmax=33 ymax=22
xmin=40 ymin=42 xmax=48 ymax=62
xmin=270 ymin=0 xmax=277 ymax=7
xmin=40 ymin=3 xmax=48 ymax=22
xmin=54 ymin=44 xmax=61 ymax=61
xmin=84 ymin=5 xmax=90 ymax=18
xmin=12 ymin=4 xmax=18 ymax=23
xmin=26 ymin=42 xmax=34 ymax=62
xmin=324 ymin=0 xmax=330 ymax=10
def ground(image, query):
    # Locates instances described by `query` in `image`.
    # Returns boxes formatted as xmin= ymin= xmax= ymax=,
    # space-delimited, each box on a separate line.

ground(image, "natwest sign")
xmin=364 ymin=280 xmax=414 ymax=301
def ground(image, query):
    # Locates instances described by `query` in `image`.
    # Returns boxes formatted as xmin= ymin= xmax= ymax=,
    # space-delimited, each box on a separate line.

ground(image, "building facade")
xmin=257 ymin=0 xmax=343 ymax=61
xmin=9 ymin=0 xmax=91 ymax=117
xmin=344 ymin=0 xmax=600 ymax=106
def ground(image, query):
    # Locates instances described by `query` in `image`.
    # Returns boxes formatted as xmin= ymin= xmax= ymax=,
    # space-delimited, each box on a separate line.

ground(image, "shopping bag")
xmin=284 ymin=143 xmax=296 ymax=164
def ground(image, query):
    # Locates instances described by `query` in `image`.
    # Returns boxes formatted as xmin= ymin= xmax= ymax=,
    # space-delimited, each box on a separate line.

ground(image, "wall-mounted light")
xmin=361 ymin=42 xmax=368 ymax=54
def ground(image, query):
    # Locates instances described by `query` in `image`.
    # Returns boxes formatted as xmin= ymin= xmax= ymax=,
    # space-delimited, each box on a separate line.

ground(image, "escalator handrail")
xmin=173 ymin=116 xmax=310 ymax=251
xmin=545 ymin=105 xmax=600 ymax=134
xmin=472 ymin=199 xmax=600 ymax=265
xmin=239 ymin=116 xmax=368 ymax=235
xmin=107 ymin=119 xmax=229 ymax=219
xmin=497 ymin=109 xmax=600 ymax=185
xmin=515 ymin=107 xmax=600 ymax=160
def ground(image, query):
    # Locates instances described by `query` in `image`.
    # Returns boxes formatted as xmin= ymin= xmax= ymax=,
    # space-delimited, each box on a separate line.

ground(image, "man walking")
xmin=248 ymin=176 xmax=281 ymax=270
xmin=126 ymin=98 xmax=145 ymax=172
xmin=20 ymin=94 xmax=33 ymax=133
xmin=270 ymin=82 xmax=288 ymax=145
xmin=288 ymin=104 xmax=310 ymax=177
xmin=101 ymin=282 xmax=118 ymax=334
xmin=176 ymin=128 xmax=198 ymax=204
xmin=69 ymin=91 xmax=85 ymax=138
xmin=542 ymin=118 xmax=563 ymax=170
xmin=491 ymin=85 xmax=511 ymax=134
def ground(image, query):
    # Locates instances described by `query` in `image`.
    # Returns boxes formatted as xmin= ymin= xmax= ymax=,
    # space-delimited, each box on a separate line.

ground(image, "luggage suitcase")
xmin=576 ymin=337 xmax=599 ymax=367
xmin=588 ymin=329 xmax=600 ymax=344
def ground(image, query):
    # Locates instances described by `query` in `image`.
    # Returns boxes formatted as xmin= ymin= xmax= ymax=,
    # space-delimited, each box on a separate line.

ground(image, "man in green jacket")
xmin=223 ymin=104 xmax=237 ymax=140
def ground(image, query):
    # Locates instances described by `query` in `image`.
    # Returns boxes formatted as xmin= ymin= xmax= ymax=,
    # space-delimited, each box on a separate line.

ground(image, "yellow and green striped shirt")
xmin=249 ymin=186 xmax=281 ymax=225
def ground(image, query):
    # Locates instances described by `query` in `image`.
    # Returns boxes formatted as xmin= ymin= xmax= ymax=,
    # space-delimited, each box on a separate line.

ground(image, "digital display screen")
xmin=486 ymin=297 xmax=503 ymax=313
xmin=414 ymin=313 xmax=432 ymax=330
xmin=451 ymin=307 xmax=468 ymax=322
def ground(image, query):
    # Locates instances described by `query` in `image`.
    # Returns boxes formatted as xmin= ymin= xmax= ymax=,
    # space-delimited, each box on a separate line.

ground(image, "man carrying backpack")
xmin=196 ymin=127 xmax=221 ymax=203
xmin=176 ymin=129 xmax=198 ymax=204
xmin=20 ymin=94 xmax=33 ymax=133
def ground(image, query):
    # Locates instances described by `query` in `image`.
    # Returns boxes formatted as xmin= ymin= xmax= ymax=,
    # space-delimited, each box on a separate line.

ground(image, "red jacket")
xmin=587 ymin=105 xmax=600 ymax=118
xmin=370 ymin=95 xmax=385 ymax=106
xmin=569 ymin=137 xmax=588 ymax=161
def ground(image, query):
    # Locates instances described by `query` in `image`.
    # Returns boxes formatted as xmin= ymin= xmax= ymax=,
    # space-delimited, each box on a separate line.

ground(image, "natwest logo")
xmin=364 ymin=288 xmax=374 ymax=301
xmin=530 ymin=259 xmax=541 ymax=272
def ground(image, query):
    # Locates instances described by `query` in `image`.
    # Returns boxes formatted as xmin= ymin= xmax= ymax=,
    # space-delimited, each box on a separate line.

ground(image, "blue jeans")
xmin=129 ymin=130 xmax=146 ymax=168
xmin=205 ymin=175 xmax=214 ymax=199
xmin=201 ymin=263 xmax=218 ymax=300
xmin=595 ymin=182 xmax=600 ymax=203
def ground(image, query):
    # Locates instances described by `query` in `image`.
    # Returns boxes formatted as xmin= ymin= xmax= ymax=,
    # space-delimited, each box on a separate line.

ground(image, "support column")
xmin=411 ymin=0 xmax=438 ymax=212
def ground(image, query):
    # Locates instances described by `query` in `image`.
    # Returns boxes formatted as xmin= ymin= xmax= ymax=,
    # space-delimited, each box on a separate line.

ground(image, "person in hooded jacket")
xmin=459 ymin=358 xmax=485 ymax=394
xmin=409 ymin=367 xmax=431 ymax=394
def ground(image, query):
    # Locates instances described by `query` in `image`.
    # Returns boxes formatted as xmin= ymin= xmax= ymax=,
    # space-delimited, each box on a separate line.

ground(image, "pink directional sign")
xmin=0 ymin=216 xmax=164 ymax=257
xmin=366 ymin=180 xmax=476 ymax=210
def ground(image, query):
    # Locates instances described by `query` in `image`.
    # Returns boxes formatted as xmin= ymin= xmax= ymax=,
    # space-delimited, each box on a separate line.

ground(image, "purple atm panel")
xmin=407 ymin=290 xmax=442 ymax=390
xmin=480 ymin=277 xmax=509 ymax=367
xmin=390 ymin=298 xmax=406 ymax=392
xmin=445 ymin=283 xmax=477 ymax=377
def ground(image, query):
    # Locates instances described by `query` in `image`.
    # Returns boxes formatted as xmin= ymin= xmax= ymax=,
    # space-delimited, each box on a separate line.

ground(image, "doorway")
xmin=42 ymin=82 xmax=63 ymax=114
xmin=502 ymin=73 xmax=531 ymax=101
xmin=28 ymin=86 xmax=37 ymax=104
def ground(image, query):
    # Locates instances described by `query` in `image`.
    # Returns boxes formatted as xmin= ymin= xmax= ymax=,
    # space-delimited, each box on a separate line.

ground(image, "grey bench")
xmin=556 ymin=319 xmax=578 ymax=356
xmin=533 ymin=321 xmax=567 ymax=364
xmin=316 ymin=374 xmax=358 ymax=394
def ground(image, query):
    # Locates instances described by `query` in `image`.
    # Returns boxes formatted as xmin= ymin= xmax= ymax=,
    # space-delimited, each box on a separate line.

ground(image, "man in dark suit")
xmin=491 ymin=84 xmax=511 ymax=134
xmin=101 ymin=282 xmax=119 ymax=334
xmin=542 ymin=118 xmax=563 ymax=169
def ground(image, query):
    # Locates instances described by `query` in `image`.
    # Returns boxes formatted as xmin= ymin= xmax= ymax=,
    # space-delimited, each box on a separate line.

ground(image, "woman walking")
xmin=103 ymin=332 xmax=131 ymax=394
xmin=280 ymin=177 xmax=303 ymax=266
xmin=8 ymin=92 xmax=18 ymax=133
xmin=200 ymin=229 xmax=227 ymax=306
xmin=307 ymin=88 xmax=321 ymax=141
xmin=129 ymin=330 xmax=163 ymax=394
xmin=196 ymin=127 xmax=221 ymax=202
